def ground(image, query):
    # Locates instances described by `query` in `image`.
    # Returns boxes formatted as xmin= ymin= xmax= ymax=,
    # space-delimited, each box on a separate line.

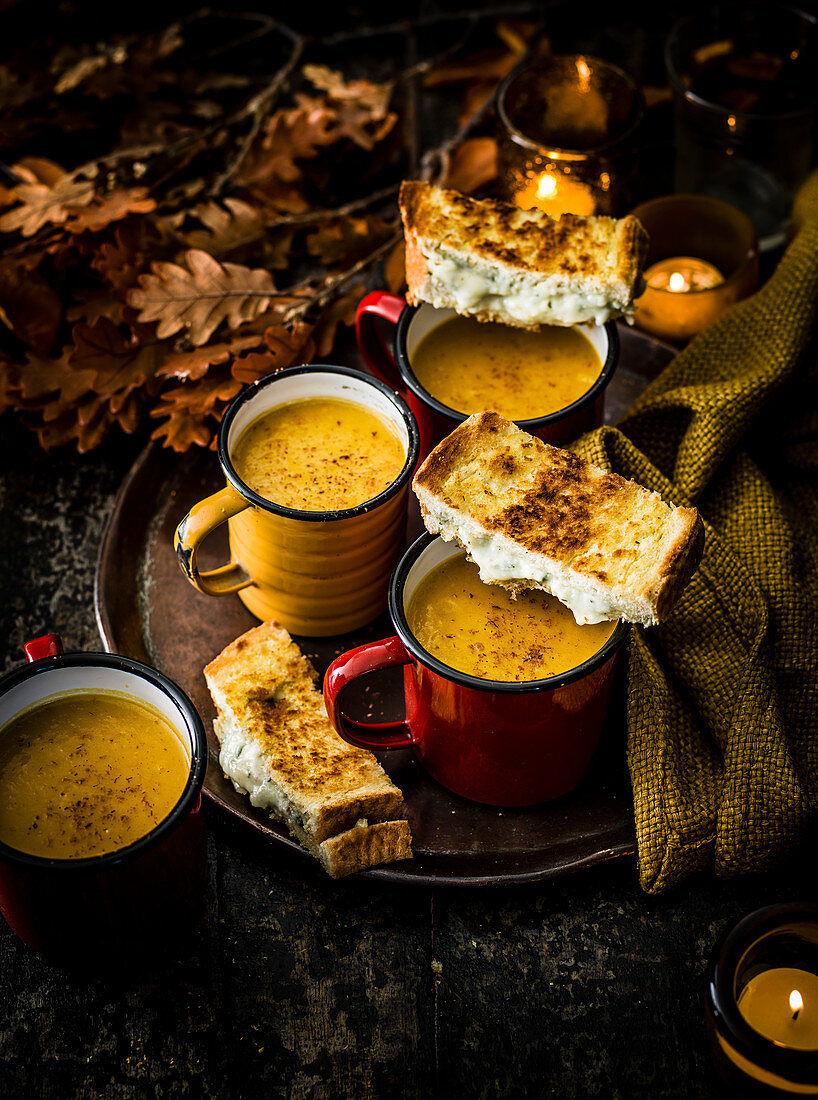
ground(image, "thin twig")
xmin=269 ymin=185 xmax=400 ymax=229
xmin=207 ymin=33 xmax=305 ymax=197
xmin=418 ymin=28 xmax=544 ymax=184
xmin=281 ymin=230 xmax=402 ymax=324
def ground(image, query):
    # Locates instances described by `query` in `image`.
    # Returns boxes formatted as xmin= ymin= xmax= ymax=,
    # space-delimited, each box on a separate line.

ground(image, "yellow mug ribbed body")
xmin=229 ymin=488 xmax=409 ymax=635
xmin=173 ymin=366 xmax=419 ymax=639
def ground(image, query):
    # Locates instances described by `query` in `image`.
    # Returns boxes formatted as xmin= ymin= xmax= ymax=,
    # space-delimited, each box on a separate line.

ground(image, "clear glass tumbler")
xmin=666 ymin=3 xmax=818 ymax=251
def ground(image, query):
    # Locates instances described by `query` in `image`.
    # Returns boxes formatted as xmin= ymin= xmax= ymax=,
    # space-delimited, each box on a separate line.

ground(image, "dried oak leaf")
xmin=66 ymin=290 xmax=125 ymax=326
xmin=0 ymin=355 xmax=22 ymax=414
xmin=66 ymin=187 xmax=156 ymax=234
xmin=156 ymin=333 xmax=265 ymax=383
xmin=91 ymin=224 xmax=147 ymax=296
xmin=311 ymin=285 xmax=363 ymax=359
xmin=302 ymin=64 xmax=396 ymax=150
xmin=441 ymin=137 xmax=498 ymax=194
xmin=306 ymin=214 xmax=394 ymax=266
xmin=0 ymin=264 xmax=62 ymax=353
xmin=149 ymin=373 xmax=243 ymax=452
xmin=237 ymin=102 xmax=337 ymax=187
xmin=30 ymin=398 xmax=114 ymax=453
xmin=181 ymin=198 xmax=265 ymax=254
xmin=0 ymin=172 xmax=96 ymax=237
xmin=128 ymin=249 xmax=277 ymax=347
xmin=231 ymin=321 xmax=316 ymax=384
xmin=18 ymin=347 xmax=96 ymax=404
xmin=70 ymin=318 xmax=164 ymax=411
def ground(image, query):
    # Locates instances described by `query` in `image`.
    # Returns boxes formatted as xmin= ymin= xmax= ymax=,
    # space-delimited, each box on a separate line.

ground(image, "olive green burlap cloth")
xmin=575 ymin=173 xmax=818 ymax=893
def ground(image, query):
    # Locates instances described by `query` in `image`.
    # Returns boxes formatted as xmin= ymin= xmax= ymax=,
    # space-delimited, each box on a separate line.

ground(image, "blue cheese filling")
xmin=424 ymin=250 xmax=626 ymax=327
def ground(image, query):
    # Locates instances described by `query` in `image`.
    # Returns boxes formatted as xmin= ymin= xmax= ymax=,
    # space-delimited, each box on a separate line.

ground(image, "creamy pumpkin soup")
xmin=411 ymin=315 xmax=602 ymax=420
xmin=406 ymin=552 xmax=617 ymax=682
xmin=0 ymin=692 xmax=190 ymax=859
xmin=232 ymin=396 xmax=406 ymax=511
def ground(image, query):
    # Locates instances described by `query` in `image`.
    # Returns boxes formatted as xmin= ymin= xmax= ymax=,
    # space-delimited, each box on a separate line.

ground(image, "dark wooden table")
xmin=0 ymin=401 xmax=811 ymax=1100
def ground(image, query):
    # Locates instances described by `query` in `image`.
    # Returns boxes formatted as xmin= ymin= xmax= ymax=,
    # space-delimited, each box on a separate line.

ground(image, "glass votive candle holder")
xmin=666 ymin=3 xmax=818 ymax=252
xmin=706 ymin=903 xmax=818 ymax=1097
xmin=496 ymin=54 xmax=644 ymax=217
xmin=630 ymin=194 xmax=759 ymax=344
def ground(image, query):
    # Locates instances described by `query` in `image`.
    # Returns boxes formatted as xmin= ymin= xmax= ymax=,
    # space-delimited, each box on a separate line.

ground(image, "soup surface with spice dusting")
xmin=406 ymin=552 xmax=617 ymax=682
xmin=232 ymin=396 xmax=406 ymax=511
xmin=0 ymin=691 xmax=190 ymax=859
xmin=411 ymin=315 xmax=602 ymax=420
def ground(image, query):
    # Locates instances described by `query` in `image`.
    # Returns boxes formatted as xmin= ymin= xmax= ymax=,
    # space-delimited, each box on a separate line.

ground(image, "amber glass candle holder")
xmin=630 ymin=194 xmax=759 ymax=344
xmin=496 ymin=54 xmax=644 ymax=217
xmin=706 ymin=903 xmax=818 ymax=1097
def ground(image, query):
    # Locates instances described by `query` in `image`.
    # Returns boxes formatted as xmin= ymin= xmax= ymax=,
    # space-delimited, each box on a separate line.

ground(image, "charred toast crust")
xmin=413 ymin=412 xmax=704 ymax=626
xmin=205 ymin=622 xmax=411 ymax=863
xmin=316 ymin=820 xmax=414 ymax=879
xmin=399 ymin=180 xmax=649 ymax=324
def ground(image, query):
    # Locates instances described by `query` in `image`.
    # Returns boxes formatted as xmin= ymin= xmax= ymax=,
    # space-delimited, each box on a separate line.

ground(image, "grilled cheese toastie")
xmin=412 ymin=412 xmax=703 ymax=627
xmin=205 ymin=622 xmax=412 ymax=878
xmin=399 ymin=180 xmax=648 ymax=329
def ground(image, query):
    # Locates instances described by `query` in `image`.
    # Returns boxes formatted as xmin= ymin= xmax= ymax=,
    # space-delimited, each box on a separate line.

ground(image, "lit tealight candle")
xmin=514 ymin=169 xmax=597 ymax=217
xmin=644 ymin=256 xmax=725 ymax=293
xmin=738 ymin=968 xmax=818 ymax=1051
xmin=634 ymin=255 xmax=733 ymax=343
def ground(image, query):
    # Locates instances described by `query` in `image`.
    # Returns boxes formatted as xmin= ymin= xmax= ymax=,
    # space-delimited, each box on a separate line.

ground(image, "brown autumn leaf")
xmin=303 ymin=64 xmax=397 ymax=150
xmin=181 ymin=197 xmax=266 ymax=254
xmin=66 ymin=290 xmax=125 ymax=326
xmin=156 ymin=332 xmax=265 ymax=382
xmin=311 ymin=285 xmax=362 ymax=359
xmin=65 ymin=187 xmax=156 ymax=234
xmin=70 ymin=318 xmax=165 ymax=409
xmin=0 ymin=356 xmax=21 ymax=414
xmin=440 ymin=137 xmax=498 ymax=194
xmin=91 ymin=224 xmax=145 ymax=296
xmin=0 ymin=264 xmax=62 ymax=352
xmin=128 ymin=249 xmax=278 ymax=346
xmin=237 ymin=101 xmax=337 ymax=187
xmin=11 ymin=157 xmax=68 ymax=188
xmin=30 ymin=397 xmax=114 ymax=453
xmin=306 ymin=214 xmax=393 ymax=266
xmin=149 ymin=373 xmax=243 ymax=451
xmin=0 ymin=170 xmax=97 ymax=236
xmin=18 ymin=347 xmax=96 ymax=403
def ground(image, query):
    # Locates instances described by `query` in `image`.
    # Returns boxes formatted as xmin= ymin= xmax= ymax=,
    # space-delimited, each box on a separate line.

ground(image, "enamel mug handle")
xmin=174 ymin=485 xmax=253 ymax=598
xmin=355 ymin=291 xmax=406 ymax=393
xmin=323 ymin=635 xmax=414 ymax=750
xmin=24 ymin=633 xmax=64 ymax=662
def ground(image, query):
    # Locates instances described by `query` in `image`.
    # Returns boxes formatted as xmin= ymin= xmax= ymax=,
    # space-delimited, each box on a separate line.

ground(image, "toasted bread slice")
xmin=205 ymin=622 xmax=412 ymax=875
xmin=315 ymin=819 xmax=413 ymax=879
xmin=412 ymin=412 xmax=703 ymax=626
xmin=399 ymin=180 xmax=648 ymax=329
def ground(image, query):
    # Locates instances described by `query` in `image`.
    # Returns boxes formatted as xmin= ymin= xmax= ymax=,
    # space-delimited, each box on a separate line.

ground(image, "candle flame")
xmin=537 ymin=174 xmax=558 ymax=199
xmin=669 ymin=272 xmax=688 ymax=293
xmin=576 ymin=58 xmax=591 ymax=92
xmin=790 ymin=989 xmax=804 ymax=1016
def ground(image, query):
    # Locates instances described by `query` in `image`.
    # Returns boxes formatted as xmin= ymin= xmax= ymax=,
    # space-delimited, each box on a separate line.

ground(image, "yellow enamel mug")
xmin=174 ymin=365 xmax=420 ymax=637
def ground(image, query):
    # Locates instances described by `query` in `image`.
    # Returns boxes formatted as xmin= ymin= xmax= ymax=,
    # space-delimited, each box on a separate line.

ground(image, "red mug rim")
xmin=388 ymin=532 xmax=629 ymax=695
xmin=393 ymin=304 xmax=620 ymax=431
xmin=0 ymin=651 xmax=207 ymax=872
xmin=217 ymin=364 xmax=420 ymax=523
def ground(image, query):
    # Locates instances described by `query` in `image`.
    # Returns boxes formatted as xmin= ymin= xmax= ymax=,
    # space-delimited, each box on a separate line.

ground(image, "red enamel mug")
xmin=324 ymin=535 xmax=629 ymax=807
xmin=355 ymin=291 xmax=620 ymax=459
xmin=0 ymin=634 xmax=207 ymax=959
